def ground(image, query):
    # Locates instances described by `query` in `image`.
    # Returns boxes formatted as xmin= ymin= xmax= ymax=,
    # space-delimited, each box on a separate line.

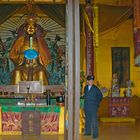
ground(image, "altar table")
xmin=0 ymin=105 xmax=61 ymax=135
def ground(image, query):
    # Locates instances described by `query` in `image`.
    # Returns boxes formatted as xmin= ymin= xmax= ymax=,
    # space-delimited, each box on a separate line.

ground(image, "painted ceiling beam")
xmin=0 ymin=0 xmax=64 ymax=4
xmin=0 ymin=0 xmax=133 ymax=6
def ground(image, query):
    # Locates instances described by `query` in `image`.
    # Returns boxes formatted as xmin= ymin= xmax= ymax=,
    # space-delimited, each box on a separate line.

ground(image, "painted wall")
xmin=96 ymin=19 xmax=140 ymax=96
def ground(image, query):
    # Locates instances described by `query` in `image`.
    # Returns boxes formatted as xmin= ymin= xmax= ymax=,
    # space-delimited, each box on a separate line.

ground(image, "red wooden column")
xmin=85 ymin=0 xmax=94 ymax=75
xmin=134 ymin=0 xmax=140 ymax=66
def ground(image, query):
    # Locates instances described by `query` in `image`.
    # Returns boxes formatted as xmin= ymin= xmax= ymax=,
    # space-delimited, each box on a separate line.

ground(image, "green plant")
xmin=80 ymin=71 xmax=86 ymax=85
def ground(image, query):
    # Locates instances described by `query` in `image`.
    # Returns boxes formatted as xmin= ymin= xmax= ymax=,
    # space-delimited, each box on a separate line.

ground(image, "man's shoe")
xmin=83 ymin=133 xmax=91 ymax=136
xmin=93 ymin=138 xmax=98 ymax=140
xmin=93 ymin=136 xmax=98 ymax=139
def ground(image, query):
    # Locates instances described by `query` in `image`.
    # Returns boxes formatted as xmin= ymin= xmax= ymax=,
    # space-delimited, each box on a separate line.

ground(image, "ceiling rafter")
xmin=0 ymin=0 xmax=65 ymax=4
xmin=0 ymin=0 xmax=133 ymax=6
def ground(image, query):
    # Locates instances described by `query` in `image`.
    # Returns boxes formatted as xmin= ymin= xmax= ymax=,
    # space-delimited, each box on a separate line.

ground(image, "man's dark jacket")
xmin=83 ymin=84 xmax=103 ymax=111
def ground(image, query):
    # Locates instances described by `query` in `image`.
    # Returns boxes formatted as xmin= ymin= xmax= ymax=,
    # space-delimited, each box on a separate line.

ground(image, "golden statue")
xmin=10 ymin=14 xmax=50 ymax=85
xmin=10 ymin=53 xmax=49 ymax=85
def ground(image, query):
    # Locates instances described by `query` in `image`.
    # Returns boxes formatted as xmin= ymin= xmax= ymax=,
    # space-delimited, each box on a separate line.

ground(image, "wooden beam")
xmin=0 ymin=0 xmax=133 ymax=6
xmin=66 ymin=0 xmax=80 ymax=140
xmin=73 ymin=0 xmax=80 ymax=140
xmin=0 ymin=0 xmax=65 ymax=4
xmin=66 ymin=0 xmax=74 ymax=139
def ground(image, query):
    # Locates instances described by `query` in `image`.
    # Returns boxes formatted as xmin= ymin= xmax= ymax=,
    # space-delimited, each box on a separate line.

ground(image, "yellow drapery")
xmin=80 ymin=6 xmax=98 ymax=80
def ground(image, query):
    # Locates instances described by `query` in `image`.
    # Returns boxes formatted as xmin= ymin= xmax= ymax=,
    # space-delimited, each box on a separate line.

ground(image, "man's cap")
xmin=87 ymin=75 xmax=95 ymax=80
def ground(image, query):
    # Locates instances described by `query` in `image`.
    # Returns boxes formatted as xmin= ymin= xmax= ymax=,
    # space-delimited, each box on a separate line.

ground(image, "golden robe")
xmin=10 ymin=58 xmax=49 ymax=85
xmin=10 ymin=23 xmax=51 ymax=66
xmin=9 ymin=23 xmax=50 ymax=85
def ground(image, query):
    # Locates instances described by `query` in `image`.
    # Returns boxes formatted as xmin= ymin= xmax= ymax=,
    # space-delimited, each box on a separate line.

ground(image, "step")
xmin=100 ymin=117 xmax=135 ymax=123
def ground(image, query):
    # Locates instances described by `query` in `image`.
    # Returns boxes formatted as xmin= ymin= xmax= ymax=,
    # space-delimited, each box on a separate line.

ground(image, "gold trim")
xmin=93 ymin=6 xmax=99 ymax=48
xmin=0 ymin=132 xmax=21 ymax=135
xmin=0 ymin=107 xmax=2 ymax=133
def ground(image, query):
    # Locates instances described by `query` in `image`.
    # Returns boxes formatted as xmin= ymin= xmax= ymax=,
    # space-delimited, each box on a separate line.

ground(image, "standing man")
xmin=83 ymin=75 xmax=103 ymax=139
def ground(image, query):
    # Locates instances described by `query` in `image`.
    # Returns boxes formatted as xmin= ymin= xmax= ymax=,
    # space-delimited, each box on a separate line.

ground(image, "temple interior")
xmin=0 ymin=0 xmax=140 ymax=140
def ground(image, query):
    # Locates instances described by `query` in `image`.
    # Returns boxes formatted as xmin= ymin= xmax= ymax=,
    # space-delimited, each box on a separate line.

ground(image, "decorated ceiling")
xmin=0 ymin=0 xmax=133 ymax=33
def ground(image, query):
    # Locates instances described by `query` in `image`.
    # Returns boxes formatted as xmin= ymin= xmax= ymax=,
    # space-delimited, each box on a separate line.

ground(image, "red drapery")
xmin=134 ymin=0 xmax=140 ymax=66
xmin=85 ymin=3 xmax=94 ymax=75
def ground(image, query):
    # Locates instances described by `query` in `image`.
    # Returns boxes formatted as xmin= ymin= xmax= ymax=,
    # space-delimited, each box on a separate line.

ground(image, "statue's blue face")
xmin=24 ymin=49 xmax=38 ymax=60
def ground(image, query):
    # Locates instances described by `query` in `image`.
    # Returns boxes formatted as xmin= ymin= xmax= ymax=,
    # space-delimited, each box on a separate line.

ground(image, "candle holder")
xmin=27 ymin=86 xmax=30 ymax=94
xmin=45 ymin=90 xmax=51 ymax=105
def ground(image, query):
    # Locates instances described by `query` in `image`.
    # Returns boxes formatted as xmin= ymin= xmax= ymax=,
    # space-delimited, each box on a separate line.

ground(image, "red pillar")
xmin=85 ymin=1 xmax=94 ymax=75
xmin=134 ymin=0 xmax=140 ymax=66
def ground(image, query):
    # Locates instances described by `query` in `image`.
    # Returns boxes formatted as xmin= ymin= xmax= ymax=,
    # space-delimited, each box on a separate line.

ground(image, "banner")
xmin=84 ymin=4 xmax=94 ymax=75
xmin=134 ymin=0 xmax=140 ymax=66
xmin=109 ymin=97 xmax=130 ymax=117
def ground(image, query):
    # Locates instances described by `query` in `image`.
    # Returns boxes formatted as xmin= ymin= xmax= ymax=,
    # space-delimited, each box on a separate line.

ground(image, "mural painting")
xmin=0 ymin=5 xmax=65 ymax=85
